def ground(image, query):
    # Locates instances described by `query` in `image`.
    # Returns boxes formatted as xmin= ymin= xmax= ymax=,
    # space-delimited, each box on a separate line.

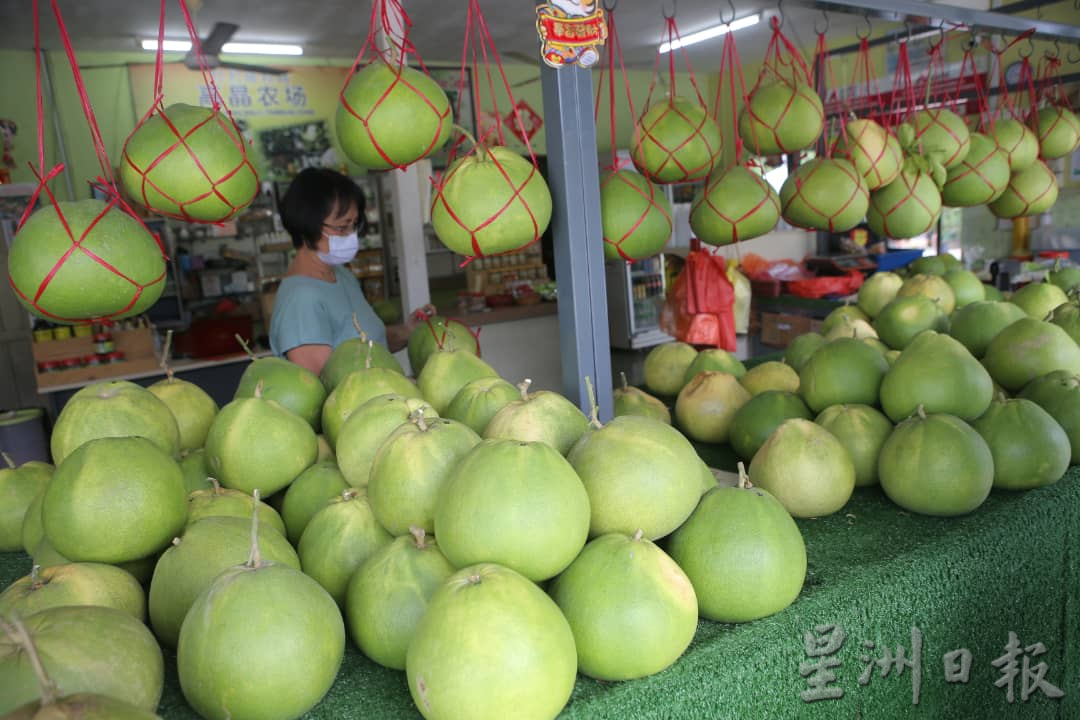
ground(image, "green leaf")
xmin=930 ymin=162 xmax=947 ymax=190
xmin=897 ymin=123 xmax=916 ymax=150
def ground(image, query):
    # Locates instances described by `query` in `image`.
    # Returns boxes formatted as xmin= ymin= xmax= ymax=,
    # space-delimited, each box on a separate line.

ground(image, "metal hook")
xmin=602 ymin=0 xmax=617 ymax=11
xmin=964 ymin=29 xmax=978 ymax=52
xmin=904 ymin=19 xmax=914 ymax=45
xmin=661 ymin=0 xmax=676 ymax=20
xmin=776 ymin=0 xmax=785 ymax=29
xmin=720 ymin=0 xmax=736 ymax=26
xmin=1047 ymin=39 xmax=1061 ymax=59
xmin=929 ymin=18 xmax=947 ymax=51
xmin=815 ymin=9 xmax=830 ymax=35
xmin=1069 ymin=43 xmax=1080 ymax=64
xmin=856 ymin=11 xmax=872 ymax=40
xmin=1019 ymin=33 xmax=1034 ymax=58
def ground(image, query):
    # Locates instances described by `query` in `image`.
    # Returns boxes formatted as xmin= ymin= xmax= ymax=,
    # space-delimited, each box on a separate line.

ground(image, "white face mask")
xmin=317 ymin=232 xmax=359 ymax=266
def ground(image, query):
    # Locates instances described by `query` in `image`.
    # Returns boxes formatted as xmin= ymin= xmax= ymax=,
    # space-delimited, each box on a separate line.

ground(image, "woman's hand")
xmin=406 ymin=304 xmax=437 ymax=332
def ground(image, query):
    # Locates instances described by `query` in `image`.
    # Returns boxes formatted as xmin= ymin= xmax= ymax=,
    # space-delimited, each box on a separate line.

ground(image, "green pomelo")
xmin=989 ymin=160 xmax=1060 ymax=218
xmin=345 ymin=529 xmax=455 ymax=671
xmin=407 ymin=317 xmax=480 ymax=376
xmin=335 ymin=394 xmax=438 ymax=488
xmin=1019 ymin=371 xmax=1080 ymax=463
xmin=748 ymin=418 xmax=856 ymax=518
xmin=729 ymin=391 xmax=812 ymax=462
xmin=913 ymin=108 xmax=971 ymax=169
xmin=668 ymin=475 xmax=806 ymax=622
xmin=281 ymin=460 xmax=349 ymax=544
xmin=149 ymin=515 xmax=299 ymax=648
xmin=983 ymin=318 xmax=1080 ymax=391
xmin=643 ymin=342 xmax=698 ymax=396
xmin=205 ymin=393 xmax=318 ymax=496
xmin=20 ymin=478 xmax=48 ymax=553
xmin=1033 ymin=105 xmax=1080 ymax=160
xmin=690 ymin=164 xmax=780 ymax=245
xmin=993 ymin=118 xmax=1039 ymax=172
xmin=942 ymin=132 xmax=1010 ymax=206
xmin=631 ymin=96 xmax=723 ymax=183
xmin=835 ymin=118 xmax=901 ymax=190
xmin=147 ymin=377 xmax=218 ymax=452
xmin=910 ymin=256 xmax=947 ymax=276
xmin=416 ymin=349 xmax=498 ymax=415
xmin=0 ymin=562 xmax=144 ymax=620
xmin=323 ymin=366 xmax=422 ymax=445
xmin=121 ymin=103 xmax=257 ymax=221
xmin=51 ymin=380 xmax=180 ymax=465
xmin=820 ymin=305 xmax=870 ymax=335
xmin=406 ymin=564 xmax=576 ymax=720
xmin=885 ymin=349 xmax=901 ymax=365
xmin=674 ymin=371 xmax=751 ymax=443
xmin=783 ymin=332 xmax=826 ymax=372
xmin=28 ymin=537 xmax=69 ymax=569
xmin=798 ymin=337 xmax=888 ymax=413
xmin=1 ymin=605 xmax=163 ymax=715
xmin=897 ymin=273 xmax=957 ymax=316
xmin=943 ymin=269 xmax=986 ymax=308
xmin=5 ymin=692 xmax=162 ymax=719
xmin=1050 ymin=301 xmax=1080 ymax=346
xmin=823 ymin=317 xmax=878 ymax=343
xmin=434 ymin=439 xmax=590 ymax=581
xmin=867 ymin=167 xmax=943 ymax=240
xmin=482 ymin=381 xmax=590 ymax=456
xmin=600 ymin=170 xmax=673 ymax=260
xmin=973 ymin=397 xmax=1070 ymax=490
xmin=949 ymin=300 xmax=1027 ymax=358
xmin=8 ymin=200 xmax=166 ymax=323
xmin=337 ymin=61 xmax=451 ymax=170
xmin=984 ymin=284 xmax=1005 ymax=301
xmin=443 ymin=376 xmax=519 ymax=434
xmin=431 ymin=146 xmax=553 ymax=256
xmin=177 ymin=551 xmax=344 ymax=720
xmin=316 ymin=434 xmax=334 ymax=462
xmin=862 ymin=337 xmax=890 ymax=355
xmin=739 ymin=80 xmax=824 ymax=155
xmin=179 ymin=449 xmax=213 ymax=493
xmin=320 ymin=336 xmax=404 ymax=392
xmin=612 ymin=376 xmax=672 ymax=424
xmin=568 ymin=414 xmax=708 ymax=540
xmin=878 ymin=411 xmax=993 ymax=516
xmin=682 ymin=348 xmax=747 ymax=385
xmin=740 ymin=360 xmax=799 ymax=396
xmin=187 ymin=481 xmax=286 ymax=536
xmin=1048 ymin=262 xmax=1080 ymax=293
xmin=549 ymin=531 xmax=697 ymax=680
xmin=815 ymin=404 xmax=893 ymax=486
xmin=880 ymin=331 xmax=993 ymax=422
xmin=115 ymin=555 xmax=157 ymax=586
xmin=874 ymin=296 xmax=950 ymax=350
xmin=780 ymin=158 xmax=869 ymax=233
xmin=858 ymin=272 xmax=904 ymax=318
xmin=0 ymin=459 xmax=50 ymax=552
xmin=43 ymin=436 xmax=186 ymax=564
xmin=235 ymin=356 xmax=326 ymax=431
xmin=297 ymin=489 xmax=392 ymax=605
xmin=1009 ymin=281 xmax=1069 ymax=320
xmin=369 ymin=416 xmax=480 ymax=535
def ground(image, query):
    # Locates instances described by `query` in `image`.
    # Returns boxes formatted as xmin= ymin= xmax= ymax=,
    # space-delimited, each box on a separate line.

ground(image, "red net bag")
xmin=906 ymin=29 xmax=972 ymax=171
xmin=6 ymin=0 xmax=167 ymax=325
xmin=429 ymin=0 xmax=552 ymax=261
xmin=630 ymin=8 xmax=722 ymax=184
xmin=988 ymin=32 xmax=1041 ymax=172
xmin=407 ymin=311 xmax=483 ymax=376
xmin=594 ymin=5 xmax=672 ymax=262
xmin=337 ymin=0 xmax=452 ymax=171
xmin=120 ymin=0 xmax=258 ymax=224
xmin=1031 ymin=48 xmax=1080 ymax=160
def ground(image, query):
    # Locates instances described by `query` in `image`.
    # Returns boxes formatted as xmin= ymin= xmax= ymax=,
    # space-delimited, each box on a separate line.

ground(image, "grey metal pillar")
xmin=540 ymin=62 xmax=614 ymax=422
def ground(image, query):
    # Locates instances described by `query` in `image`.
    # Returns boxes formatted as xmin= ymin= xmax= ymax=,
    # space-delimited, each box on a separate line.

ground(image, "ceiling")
xmin=0 ymin=0 xmax=879 ymax=70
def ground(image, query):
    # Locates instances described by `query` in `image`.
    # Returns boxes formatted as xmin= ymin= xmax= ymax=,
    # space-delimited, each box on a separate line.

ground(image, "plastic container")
xmin=873 ymin=250 xmax=924 ymax=272
xmin=0 ymin=409 xmax=50 ymax=464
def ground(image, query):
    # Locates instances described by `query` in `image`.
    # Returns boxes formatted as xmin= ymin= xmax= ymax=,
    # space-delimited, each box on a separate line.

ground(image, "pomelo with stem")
xmin=0 ymin=453 xmax=51 ymax=552
xmin=148 ymin=330 xmax=219 ymax=451
xmin=612 ymin=371 xmax=671 ymax=424
xmin=320 ymin=314 xmax=404 ymax=391
xmin=973 ymin=395 xmax=1070 ymax=490
xmin=233 ymin=335 xmax=327 ymax=431
xmin=1009 ymin=280 xmax=1069 ymax=321
xmin=815 ymin=404 xmax=894 ymax=487
xmin=443 ymin=376 xmax=520 ymax=434
xmin=280 ymin=460 xmax=349 ymax=544
xmin=632 ymin=96 xmax=724 ymax=183
xmin=187 ymin=477 xmax=287 ymax=536
xmin=0 ymin=562 xmax=145 ymax=621
xmin=415 ymin=339 xmax=499 ymax=416
xmin=335 ymin=394 xmax=438 ymax=488
xmin=179 ymin=449 xmax=213 ymax=494
xmin=483 ymin=378 xmax=590 ymax=456
xmin=407 ymin=315 xmax=480 ymax=377
xmin=178 ymin=490 xmax=345 ymax=720
xmin=674 ymin=371 xmax=751 ymax=444
xmin=748 ymin=419 xmax=856 ymax=518
xmin=682 ymin=348 xmax=746 ymax=386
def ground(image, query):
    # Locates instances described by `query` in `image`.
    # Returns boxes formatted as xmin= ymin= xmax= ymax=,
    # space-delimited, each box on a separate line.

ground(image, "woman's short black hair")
xmin=279 ymin=167 xmax=367 ymax=249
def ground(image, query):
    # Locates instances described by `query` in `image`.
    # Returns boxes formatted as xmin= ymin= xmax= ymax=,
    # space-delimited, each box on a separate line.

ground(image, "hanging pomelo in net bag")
xmin=120 ymin=2 xmax=258 ymax=222
xmin=429 ymin=0 xmax=551 ymax=259
xmin=867 ymin=162 xmax=944 ymax=239
xmin=630 ymin=13 xmax=721 ymax=184
xmin=988 ymin=159 xmax=1059 ymax=218
xmin=830 ymin=39 xmax=901 ymax=190
xmin=738 ymin=17 xmax=823 ymax=156
xmin=595 ymin=10 xmax=671 ymax=261
xmin=336 ymin=0 xmax=451 ymax=170
xmin=1030 ymin=54 xmax=1080 ymax=160
xmin=8 ymin=2 xmax=166 ymax=324
xmin=689 ymin=15 xmax=778 ymax=246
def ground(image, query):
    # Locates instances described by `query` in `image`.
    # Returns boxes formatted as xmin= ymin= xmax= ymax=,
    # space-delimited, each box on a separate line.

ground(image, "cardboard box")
xmin=760 ymin=312 xmax=821 ymax=348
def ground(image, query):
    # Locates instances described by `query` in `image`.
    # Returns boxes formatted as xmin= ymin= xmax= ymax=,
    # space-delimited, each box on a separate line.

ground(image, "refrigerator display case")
xmin=605 ymin=254 xmax=673 ymax=350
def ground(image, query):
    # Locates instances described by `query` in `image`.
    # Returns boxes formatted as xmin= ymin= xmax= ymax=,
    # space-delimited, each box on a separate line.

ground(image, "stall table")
xmin=2 ymin=462 xmax=1076 ymax=719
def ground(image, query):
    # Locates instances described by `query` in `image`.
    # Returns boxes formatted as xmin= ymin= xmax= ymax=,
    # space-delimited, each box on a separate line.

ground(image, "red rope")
xmin=812 ymin=30 xmax=846 ymax=158
xmin=754 ymin=16 xmax=813 ymax=92
xmin=594 ymin=8 xmax=636 ymax=172
xmin=712 ymin=20 xmax=756 ymax=162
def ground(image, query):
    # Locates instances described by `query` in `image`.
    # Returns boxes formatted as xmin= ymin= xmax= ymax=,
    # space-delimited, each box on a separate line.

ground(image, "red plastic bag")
xmin=786 ymin=270 xmax=864 ymax=299
xmin=660 ymin=250 xmax=736 ymax=350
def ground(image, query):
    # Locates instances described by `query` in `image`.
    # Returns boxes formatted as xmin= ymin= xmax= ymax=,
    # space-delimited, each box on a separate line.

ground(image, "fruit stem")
xmin=996 ymin=390 xmax=1008 ymax=403
xmin=0 ymin=615 xmax=59 ymax=706
xmin=234 ymin=334 xmax=257 ymax=360
xmin=365 ymin=340 xmax=374 ymax=370
xmin=452 ymin=123 xmax=488 ymax=161
xmin=245 ymin=489 xmax=263 ymax=569
xmin=208 ymin=477 xmax=222 ymax=493
xmin=0 ymin=451 xmax=13 ymax=469
xmin=517 ymin=378 xmax=533 ymax=402
xmin=619 ymin=371 xmax=629 ymax=391
xmin=351 ymin=313 xmax=369 ymax=343
xmin=29 ymin=564 xmax=42 ymax=590
xmin=409 ymin=526 xmax=428 ymax=549
xmin=917 ymin=404 xmax=927 ymax=420
xmin=159 ymin=329 xmax=175 ymax=380
xmin=584 ymin=375 xmax=603 ymax=429
xmin=446 ymin=332 xmax=457 ymax=353
xmin=737 ymin=462 xmax=752 ymax=489
xmin=410 ymin=409 xmax=429 ymax=432
xmin=632 ymin=528 xmax=644 ymax=541
xmin=254 ymin=380 xmax=264 ymax=400
xmin=342 ymin=488 xmax=358 ymax=501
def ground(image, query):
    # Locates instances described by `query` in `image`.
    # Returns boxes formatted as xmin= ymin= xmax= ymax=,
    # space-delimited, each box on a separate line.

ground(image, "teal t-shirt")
xmin=270 ymin=265 xmax=388 ymax=357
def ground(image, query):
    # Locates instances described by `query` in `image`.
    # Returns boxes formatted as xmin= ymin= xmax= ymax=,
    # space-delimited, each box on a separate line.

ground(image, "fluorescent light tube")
xmin=141 ymin=39 xmax=192 ymax=52
xmin=659 ymin=14 xmax=760 ymax=54
xmin=140 ymin=40 xmax=303 ymax=56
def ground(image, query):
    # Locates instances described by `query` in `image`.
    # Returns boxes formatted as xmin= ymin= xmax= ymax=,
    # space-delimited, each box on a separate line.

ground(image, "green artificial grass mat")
xmin=2 ymin=467 xmax=1077 ymax=720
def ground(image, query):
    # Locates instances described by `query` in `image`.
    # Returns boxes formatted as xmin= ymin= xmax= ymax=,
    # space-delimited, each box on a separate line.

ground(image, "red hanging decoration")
xmin=336 ymin=0 xmax=452 ymax=171
xmin=120 ymin=0 xmax=259 ymax=224
xmin=428 ymin=0 xmax=552 ymax=262
xmin=7 ymin=0 xmax=167 ymax=325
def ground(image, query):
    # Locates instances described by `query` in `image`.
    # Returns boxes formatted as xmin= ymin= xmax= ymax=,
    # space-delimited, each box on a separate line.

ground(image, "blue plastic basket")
xmin=873 ymin=250 xmax=924 ymax=272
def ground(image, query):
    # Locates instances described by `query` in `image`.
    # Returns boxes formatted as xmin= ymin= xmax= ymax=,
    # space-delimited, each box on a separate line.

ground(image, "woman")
xmin=270 ymin=167 xmax=430 ymax=375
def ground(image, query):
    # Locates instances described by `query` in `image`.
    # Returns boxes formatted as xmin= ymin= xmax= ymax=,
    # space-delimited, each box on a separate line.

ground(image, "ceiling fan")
xmin=180 ymin=21 xmax=289 ymax=76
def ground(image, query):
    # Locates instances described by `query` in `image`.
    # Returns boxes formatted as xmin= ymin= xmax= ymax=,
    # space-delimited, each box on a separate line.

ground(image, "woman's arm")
xmin=385 ymin=303 xmax=438 ymax=354
xmin=286 ymin=344 xmax=333 ymax=376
